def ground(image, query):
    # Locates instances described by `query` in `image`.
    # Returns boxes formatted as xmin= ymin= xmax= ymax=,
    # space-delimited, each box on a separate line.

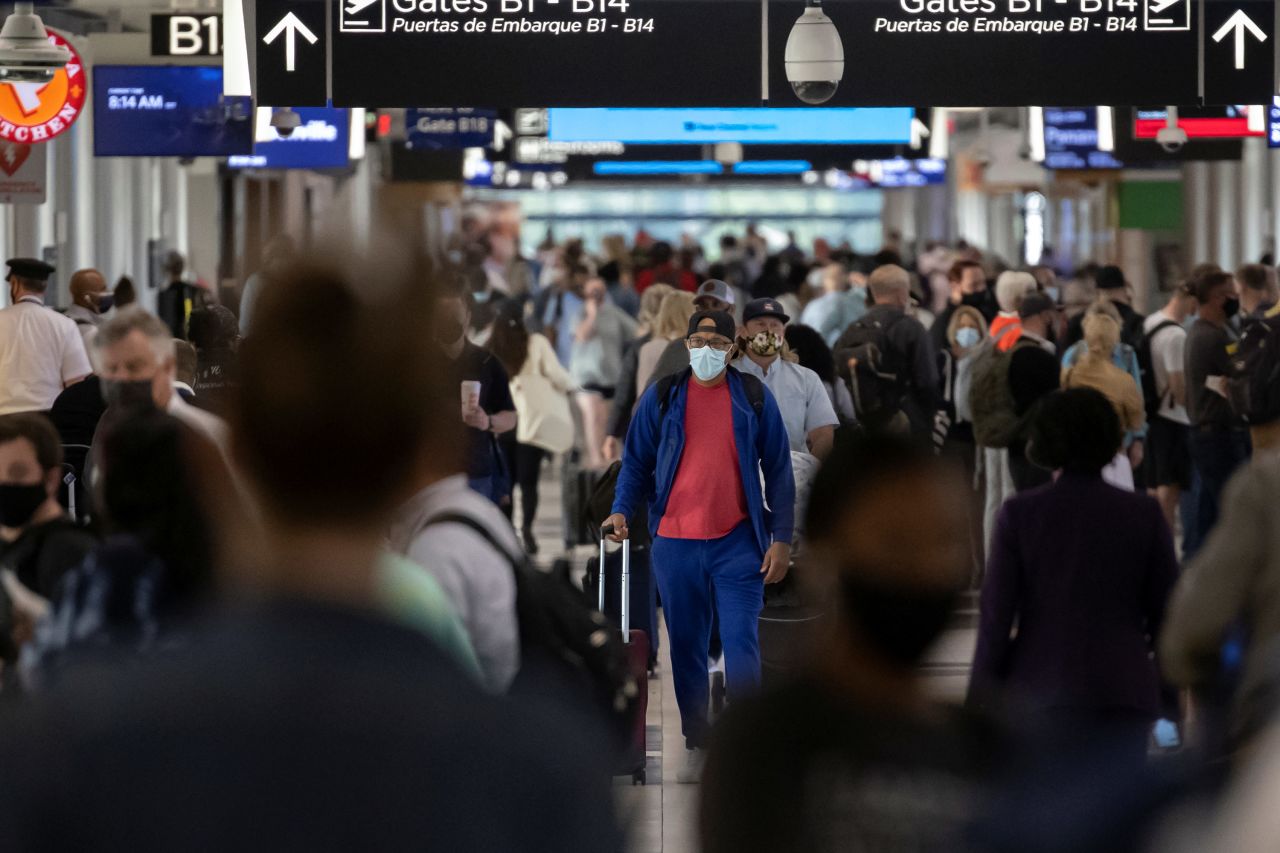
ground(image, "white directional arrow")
xmin=262 ymin=12 xmax=318 ymax=73
xmin=910 ymin=117 xmax=931 ymax=150
xmin=493 ymin=119 xmax=512 ymax=152
xmin=1213 ymin=9 xmax=1267 ymax=70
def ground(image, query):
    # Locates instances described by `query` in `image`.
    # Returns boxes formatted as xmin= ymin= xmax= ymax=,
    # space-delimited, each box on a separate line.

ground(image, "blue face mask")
xmin=689 ymin=345 xmax=728 ymax=382
xmin=955 ymin=327 xmax=981 ymax=349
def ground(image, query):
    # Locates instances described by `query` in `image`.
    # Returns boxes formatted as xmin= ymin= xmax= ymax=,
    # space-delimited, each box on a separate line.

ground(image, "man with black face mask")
xmin=931 ymin=259 xmax=996 ymax=356
xmin=0 ymin=414 xmax=96 ymax=603
xmin=434 ymin=281 xmax=516 ymax=504
xmin=91 ymin=308 xmax=231 ymax=470
xmin=1185 ymin=270 xmax=1251 ymax=548
xmin=701 ymin=433 xmax=1003 ymax=853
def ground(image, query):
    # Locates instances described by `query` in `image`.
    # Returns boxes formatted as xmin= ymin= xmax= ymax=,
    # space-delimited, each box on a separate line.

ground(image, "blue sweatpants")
xmin=652 ymin=522 xmax=764 ymax=750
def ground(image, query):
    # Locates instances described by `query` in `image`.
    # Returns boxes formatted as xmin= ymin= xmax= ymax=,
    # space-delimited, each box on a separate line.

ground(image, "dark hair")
xmin=96 ymin=411 xmax=215 ymax=602
xmin=1237 ymin=263 xmax=1272 ymax=293
xmin=113 ymin=276 xmax=137 ymax=308
xmin=784 ymin=323 xmax=836 ymax=386
xmin=489 ymin=301 xmax=530 ymax=378
xmin=1194 ymin=270 xmax=1235 ymax=305
xmin=0 ymin=412 xmax=62 ymax=472
xmin=806 ymin=432 xmax=937 ymax=542
xmin=1027 ymin=388 xmax=1122 ymax=475
xmin=188 ymin=305 xmax=238 ymax=353
xmin=948 ymin=259 xmax=982 ymax=282
xmin=232 ymin=250 xmax=460 ymax=525
xmin=649 ymin=242 xmax=673 ymax=265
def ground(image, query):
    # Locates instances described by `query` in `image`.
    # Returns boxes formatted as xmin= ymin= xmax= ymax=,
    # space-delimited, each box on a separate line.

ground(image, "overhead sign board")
xmin=1042 ymin=107 xmax=1124 ymax=169
xmin=547 ymin=108 xmax=915 ymax=144
xmin=255 ymin=0 xmax=327 ymax=106
xmin=406 ymin=108 xmax=499 ymax=149
xmin=256 ymin=0 xmax=1275 ymax=106
xmin=0 ymin=142 xmax=46 ymax=204
xmin=229 ymin=106 xmax=350 ymax=168
xmin=151 ymin=13 xmax=223 ymax=56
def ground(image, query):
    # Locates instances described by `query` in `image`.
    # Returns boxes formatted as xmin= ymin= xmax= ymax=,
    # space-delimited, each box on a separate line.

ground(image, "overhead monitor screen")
xmin=1133 ymin=105 xmax=1264 ymax=139
xmin=93 ymin=65 xmax=253 ymax=157
xmin=1043 ymin=107 xmax=1123 ymax=169
xmin=228 ymin=107 xmax=351 ymax=169
xmin=548 ymin=108 xmax=915 ymax=144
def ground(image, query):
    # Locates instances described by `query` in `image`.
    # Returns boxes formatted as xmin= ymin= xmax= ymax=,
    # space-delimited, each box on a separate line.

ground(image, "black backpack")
xmin=1228 ymin=314 xmax=1280 ymax=425
xmin=421 ymin=513 xmax=641 ymax=747
xmin=653 ymin=366 xmax=766 ymax=421
xmin=834 ymin=312 xmax=909 ymax=427
xmin=1136 ymin=319 xmax=1182 ymax=418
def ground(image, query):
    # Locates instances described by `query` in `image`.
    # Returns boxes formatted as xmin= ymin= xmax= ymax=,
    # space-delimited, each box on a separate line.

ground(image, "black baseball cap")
xmin=1095 ymin=265 xmax=1127 ymax=291
xmin=6 ymin=258 xmax=54 ymax=281
xmin=743 ymin=297 xmax=790 ymax=324
xmin=686 ymin=310 xmax=736 ymax=341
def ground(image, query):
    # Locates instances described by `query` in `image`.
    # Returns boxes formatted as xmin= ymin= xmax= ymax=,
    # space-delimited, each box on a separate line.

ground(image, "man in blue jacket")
xmin=604 ymin=309 xmax=795 ymax=784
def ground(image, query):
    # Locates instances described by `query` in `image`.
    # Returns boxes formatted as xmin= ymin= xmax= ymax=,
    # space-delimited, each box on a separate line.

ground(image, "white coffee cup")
xmin=461 ymin=380 xmax=482 ymax=415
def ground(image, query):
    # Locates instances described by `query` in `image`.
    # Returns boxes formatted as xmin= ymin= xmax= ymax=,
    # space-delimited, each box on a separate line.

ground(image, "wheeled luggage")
xmin=599 ymin=526 xmax=649 ymax=785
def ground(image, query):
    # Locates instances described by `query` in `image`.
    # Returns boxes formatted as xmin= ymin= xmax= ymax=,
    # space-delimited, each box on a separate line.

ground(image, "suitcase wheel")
xmin=632 ymin=769 xmax=646 ymax=786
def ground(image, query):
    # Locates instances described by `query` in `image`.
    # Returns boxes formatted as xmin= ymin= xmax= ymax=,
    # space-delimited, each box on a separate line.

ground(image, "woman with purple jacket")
xmin=970 ymin=388 xmax=1179 ymax=763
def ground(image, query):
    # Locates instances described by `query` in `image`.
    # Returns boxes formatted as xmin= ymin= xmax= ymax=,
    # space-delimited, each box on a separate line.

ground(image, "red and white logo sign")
xmin=0 ymin=30 xmax=85 ymax=144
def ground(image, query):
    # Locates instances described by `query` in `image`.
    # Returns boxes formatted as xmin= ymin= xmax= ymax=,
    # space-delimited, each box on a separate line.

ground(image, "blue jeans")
xmin=1188 ymin=428 xmax=1251 ymax=550
xmin=652 ymin=522 xmax=764 ymax=750
xmin=467 ymin=475 xmax=497 ymax=504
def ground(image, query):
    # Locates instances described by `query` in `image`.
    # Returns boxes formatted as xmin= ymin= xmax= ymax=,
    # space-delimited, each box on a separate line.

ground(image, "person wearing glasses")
xmin=604 ymin=310 xmax=795 ymax=785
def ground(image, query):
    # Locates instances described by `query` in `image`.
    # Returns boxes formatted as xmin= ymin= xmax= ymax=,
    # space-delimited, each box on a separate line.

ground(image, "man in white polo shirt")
xmin=0 ymin=258 xmax=92 ymax=415
xmin=732 ymin=298 xmax=839 ymax=460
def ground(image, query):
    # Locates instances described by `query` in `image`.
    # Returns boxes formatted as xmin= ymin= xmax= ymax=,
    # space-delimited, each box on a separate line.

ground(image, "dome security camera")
xmin=1156 ymin=126 xmax=1187 ymax=154
xmin=785 ymin=0 xmax=844 ymax=105
xmin=270 ymin=106 xmax=302 ymax=138
xmin=0 ymin=2 xmax=70 ymax=85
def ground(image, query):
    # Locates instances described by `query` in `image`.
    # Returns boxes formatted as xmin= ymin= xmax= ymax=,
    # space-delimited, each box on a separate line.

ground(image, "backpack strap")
xmin=736 ymin=370 xmax=766 ymax=416
xmin=420 ymin=512 xmax=525 ymax=576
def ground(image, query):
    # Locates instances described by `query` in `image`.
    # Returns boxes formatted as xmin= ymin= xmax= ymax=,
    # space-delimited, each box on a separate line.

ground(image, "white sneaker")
xmin=677 ymin=748 xmax=706 ymax=784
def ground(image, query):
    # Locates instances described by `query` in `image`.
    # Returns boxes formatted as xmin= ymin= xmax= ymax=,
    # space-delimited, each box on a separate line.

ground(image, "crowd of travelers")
xmin=1 ymin=223 xmax=1279 ymax=851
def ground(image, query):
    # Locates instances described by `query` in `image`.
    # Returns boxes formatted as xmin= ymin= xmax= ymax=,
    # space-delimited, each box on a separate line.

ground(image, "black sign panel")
xmin=256 ymin=0 xmax=328 ymax=106
xmin=1203 ymin=0 xmax=1273 ymax=104
xmin=332 ymin=0 xmax=760 ymax=107
xmin=151 ymin=13 xmax=223 ymax=56
xmin=765 ymin=0 xmax=1202 ymax=106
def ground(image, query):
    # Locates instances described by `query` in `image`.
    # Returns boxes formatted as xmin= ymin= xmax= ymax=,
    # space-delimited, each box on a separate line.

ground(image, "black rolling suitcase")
xmin=560 ymin=452 xmax=597 ymax=549
xmin=584 ymin=539 xmax=657 ymax=671
xmin=598 ymin=527 xmax=649 ymax=785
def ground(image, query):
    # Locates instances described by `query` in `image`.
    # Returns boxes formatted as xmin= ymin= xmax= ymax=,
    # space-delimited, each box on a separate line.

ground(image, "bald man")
xmin=66 ymin=268 xmax=112 ymax=346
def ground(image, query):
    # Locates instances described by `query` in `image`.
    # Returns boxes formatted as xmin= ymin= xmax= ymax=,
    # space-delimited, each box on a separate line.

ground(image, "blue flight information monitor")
xmin=93 ymin=65 xmax=252 ymax=157
xmin=548 ymin=108 xmax=915 ymax=144
xmin=1042 ymin=107 xmax=1122 ymax=170
xmin=228 ymin=107 xmax=351 ymax=169
xmin=1269 ymin=98 xmax=1280 ymax=149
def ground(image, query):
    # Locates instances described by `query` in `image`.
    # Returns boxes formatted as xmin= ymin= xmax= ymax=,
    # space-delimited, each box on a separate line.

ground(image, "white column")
xmin=1184 ymin=162 xmax=1211 ymax=266
xmin=1240 ymin=137 xmax=1266 ymax=264
xmin=1212 ymin=160 xmax=1241 ymax=270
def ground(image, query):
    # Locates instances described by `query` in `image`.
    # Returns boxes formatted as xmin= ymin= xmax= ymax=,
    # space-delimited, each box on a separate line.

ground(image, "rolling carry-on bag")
xmin=599 ymin=526 xmax=649 ymax=785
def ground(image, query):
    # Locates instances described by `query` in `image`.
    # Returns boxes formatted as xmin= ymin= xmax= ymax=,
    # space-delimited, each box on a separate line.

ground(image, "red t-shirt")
xmin=657 ymin=379 xmax=748 ymax=540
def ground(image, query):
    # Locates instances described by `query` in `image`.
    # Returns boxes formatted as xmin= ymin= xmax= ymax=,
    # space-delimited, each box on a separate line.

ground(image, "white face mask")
xmin=689 ymin=345 xmax=728 ymax=381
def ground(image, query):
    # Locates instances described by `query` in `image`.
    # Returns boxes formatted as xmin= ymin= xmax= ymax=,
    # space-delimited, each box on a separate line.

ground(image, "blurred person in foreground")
xmin=1160 ymin=397 xmax=1280 ymax=753
xmin=702 ymin=433 xmax=1004 ymax=853
xmin=0 ymin=249 xmax=622 ymax=852
xmin=188 ymin=305 xmax=240 ymax=417
xmin=971 ymin=388 xmax=1178 ymax=766
xmin=19 ymin=411 xmax=219 ymax=692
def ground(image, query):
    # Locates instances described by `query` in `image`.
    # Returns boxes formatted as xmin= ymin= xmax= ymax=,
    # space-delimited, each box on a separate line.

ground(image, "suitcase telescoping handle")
xmin=599 ymin=525 xmax=632 ymax=642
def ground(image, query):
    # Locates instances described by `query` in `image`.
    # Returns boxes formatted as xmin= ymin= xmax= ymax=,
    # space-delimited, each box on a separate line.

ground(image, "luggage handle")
xmin=599 ymin=525 xmax=632 ymax=643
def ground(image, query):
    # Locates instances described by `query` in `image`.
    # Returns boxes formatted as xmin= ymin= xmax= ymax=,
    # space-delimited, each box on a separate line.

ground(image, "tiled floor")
xmin=522 ymin=458 xmax=976 ymax=853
